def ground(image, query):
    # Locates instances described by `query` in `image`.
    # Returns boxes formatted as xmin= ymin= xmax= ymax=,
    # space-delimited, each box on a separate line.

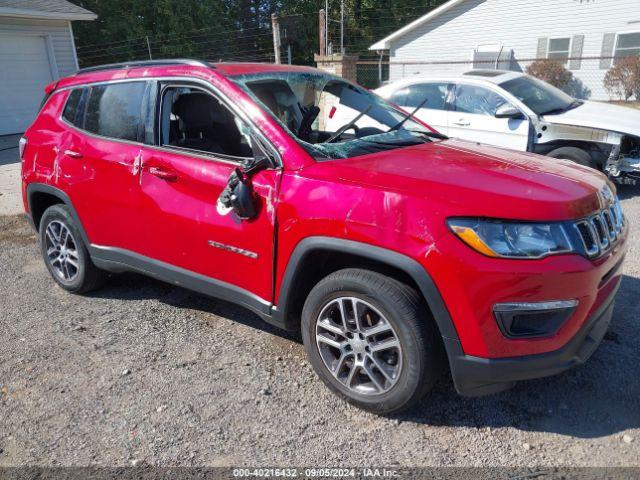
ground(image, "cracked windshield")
xmin=231 ymin=71 xmax=443 ymax=159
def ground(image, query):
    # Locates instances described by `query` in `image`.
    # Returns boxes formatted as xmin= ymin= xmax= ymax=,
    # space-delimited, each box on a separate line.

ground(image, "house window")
xmin=615 ymin=32 xmax=640 ymax=59
xmin=547 ymin=38 xmax=571 ymax=64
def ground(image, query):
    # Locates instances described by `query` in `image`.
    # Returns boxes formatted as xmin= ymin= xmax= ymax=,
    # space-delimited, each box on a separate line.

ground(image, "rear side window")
xmin=390 ymin=83 xmax=449 ymax=110
xmin=62 ymin=89 xmax=86 ymax=127
xmin=84 ymin=82 xmax=146 ymax=141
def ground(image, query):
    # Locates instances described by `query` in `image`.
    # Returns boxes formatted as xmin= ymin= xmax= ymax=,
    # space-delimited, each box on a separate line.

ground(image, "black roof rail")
xmin=76 ymin=59 xmax=211 ymax=75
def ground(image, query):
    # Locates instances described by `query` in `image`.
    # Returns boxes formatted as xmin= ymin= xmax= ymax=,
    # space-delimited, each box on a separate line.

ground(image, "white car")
xmin=376 ymin=70 xmax=640 ymax=183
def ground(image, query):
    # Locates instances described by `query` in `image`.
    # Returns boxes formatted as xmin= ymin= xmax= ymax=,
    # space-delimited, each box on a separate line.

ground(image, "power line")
xmin=78 ymin=28 xmax=272 ymax=56
xmin=80 ymin=39 xmax=276 ymax=64
xmin=79 ymin=31 xmax=273 ymax=60
xmin=76 ymin=24 xmax=269 ymax=52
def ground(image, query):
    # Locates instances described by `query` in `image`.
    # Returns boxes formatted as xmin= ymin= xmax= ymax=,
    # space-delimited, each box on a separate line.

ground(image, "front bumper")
xmin=445 ymin=278 xmax=619 ymax=396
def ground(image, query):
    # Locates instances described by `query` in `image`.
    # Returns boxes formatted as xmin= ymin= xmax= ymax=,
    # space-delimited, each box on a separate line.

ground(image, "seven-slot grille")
xmin=574 ymin=198 xmax=625 ymax=258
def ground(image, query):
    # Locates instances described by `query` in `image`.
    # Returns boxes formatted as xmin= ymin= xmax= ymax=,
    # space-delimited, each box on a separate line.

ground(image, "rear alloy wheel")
xmin=44 ymin=220 xmax=80 ymax=283
xmin=302 ymin=268 xmax=443 ymax=414
xmin=39 ymin=204 xmax=106 ymax=293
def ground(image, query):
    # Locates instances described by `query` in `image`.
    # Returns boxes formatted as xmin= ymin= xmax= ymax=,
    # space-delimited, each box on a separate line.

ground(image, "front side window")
xmin=453 ymin=84 xmax=508 ymax=116
xmin=500 ymin=75 xmax=579 ymax=116
xmin=158 ymin=86 xmax=253 ymax=159
xmin=390 ymin=83 xmax=449 ymax=110
xmin=230 ymin=71 xmax=439 ymax=160
xmin=84 ymin=82 xmax=146 ymax=141
xmin=547 ymin=38 xmax=571 ymax=64
xmin=615 ymin=32 xmax=640 ymax=59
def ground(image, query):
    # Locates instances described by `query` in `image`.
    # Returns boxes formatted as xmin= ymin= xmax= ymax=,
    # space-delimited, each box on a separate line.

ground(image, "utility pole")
xmin=271 ymin=13 xmax=281 ymax=64
xmin=340 ymin=0 xmax=344 ymax=54
xmin=319 ymin=9 xmax=326 ymax=56
xmin=146 ymin=36 xmax=152 ymax=60
xmin=325 ymin=0 xmax=329 ymax=55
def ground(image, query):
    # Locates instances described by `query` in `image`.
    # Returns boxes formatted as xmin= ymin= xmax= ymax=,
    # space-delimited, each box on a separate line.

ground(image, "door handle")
xmin=452 ymin=120 xmax=470 ymax=127
xmin=147 ymin=166 xmax=178 ymax=182
xmin=63 ymin=149 xmax=83 ymax=159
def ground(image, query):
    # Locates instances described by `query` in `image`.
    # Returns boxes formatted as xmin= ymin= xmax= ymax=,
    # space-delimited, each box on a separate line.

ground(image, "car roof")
xmin=48 ymin=59 xmax=327 ymax=93
xmin=211 ymin=62 xmax=320 ymax=76
xmin=378 ymin=70 xmax=525 ymax=90
xmin=462 ymin=69 xmax=524 ymax=83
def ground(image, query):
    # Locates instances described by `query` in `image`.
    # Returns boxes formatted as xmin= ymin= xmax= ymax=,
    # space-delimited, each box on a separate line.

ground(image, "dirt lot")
xmin=0 ymin=187 xmax=639 ymax=468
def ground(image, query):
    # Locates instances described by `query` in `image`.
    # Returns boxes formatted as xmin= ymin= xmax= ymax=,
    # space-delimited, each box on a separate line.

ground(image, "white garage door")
xmin=0 ymin=35 xmax=54 ymax=135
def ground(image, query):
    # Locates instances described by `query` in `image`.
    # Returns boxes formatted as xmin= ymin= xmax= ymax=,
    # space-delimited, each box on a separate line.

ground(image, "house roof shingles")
xmin=0 ymin=0 xmax=96 ymax=20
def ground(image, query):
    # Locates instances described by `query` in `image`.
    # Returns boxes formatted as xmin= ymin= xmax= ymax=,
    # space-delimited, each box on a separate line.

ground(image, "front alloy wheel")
xmin=302 ymin=268 xmax=443 ymax=414
xmin=316 ymin=297 xmax=402 ymax=395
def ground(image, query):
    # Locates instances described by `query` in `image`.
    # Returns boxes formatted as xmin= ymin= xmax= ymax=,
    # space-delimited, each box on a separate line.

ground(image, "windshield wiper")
xmin=323 ymin=105 xmax=373 ymax=144
xmin=540 ymin=100 xmax=583 ymax=116
xmin=388 ymin=97 xmax=429 ymax=132
xmin=411 ymin=130 xmax=448 ymax=140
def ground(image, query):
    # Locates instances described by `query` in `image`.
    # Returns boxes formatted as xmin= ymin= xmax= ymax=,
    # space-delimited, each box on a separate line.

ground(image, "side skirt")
xmin=89 ymin=245 xmax=286 ymax=330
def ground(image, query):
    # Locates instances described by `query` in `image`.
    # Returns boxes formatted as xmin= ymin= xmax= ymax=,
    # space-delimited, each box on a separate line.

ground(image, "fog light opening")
xmin=493 ymin=300 xmax=578 ymax=339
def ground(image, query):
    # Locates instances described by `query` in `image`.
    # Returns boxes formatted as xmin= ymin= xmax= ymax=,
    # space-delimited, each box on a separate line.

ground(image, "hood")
xmin=543 ymin=101 xmax=640 ymax=137
xmin=311 ymin=139 xmax=608 ymax=222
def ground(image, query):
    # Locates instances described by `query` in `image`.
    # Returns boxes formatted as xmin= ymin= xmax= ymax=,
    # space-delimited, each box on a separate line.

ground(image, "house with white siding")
xmin=369 ymin=0 xmax=640 ymax=100
xmin=0 ymin=0 xmax=96 ymax=135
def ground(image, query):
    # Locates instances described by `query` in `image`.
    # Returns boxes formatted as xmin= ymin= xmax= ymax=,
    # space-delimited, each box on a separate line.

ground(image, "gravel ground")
xmin=0 ymin=187 xmax=639 ymax=468
xmin=0 ymin=163 xmax=22 ymax=216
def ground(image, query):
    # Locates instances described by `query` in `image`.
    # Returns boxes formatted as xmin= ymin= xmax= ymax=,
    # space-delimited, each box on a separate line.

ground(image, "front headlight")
xmin=447 ymin=218 xmax=574 ymax=259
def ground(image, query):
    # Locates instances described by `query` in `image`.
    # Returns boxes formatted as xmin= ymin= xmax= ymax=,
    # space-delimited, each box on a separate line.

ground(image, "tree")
xmin=604 ymin=56 xmax=640 ymax=101
xmin=73 ymin=0 xmax=268 ymax=66
xmin=70 ymin=0 xmax=448 ymax=68
xmin=526 ymin=60 xmax=573 ymax=89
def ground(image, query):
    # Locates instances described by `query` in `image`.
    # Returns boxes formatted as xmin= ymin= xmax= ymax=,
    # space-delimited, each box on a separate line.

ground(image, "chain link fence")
xmin=357 ymin=56 xmax=623 ymax=101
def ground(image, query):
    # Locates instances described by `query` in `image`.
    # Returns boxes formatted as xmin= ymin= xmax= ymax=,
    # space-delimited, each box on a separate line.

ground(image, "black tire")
xmin=547 ymin=146 xmax=596 ymax=169
xmin=39 ymin=204 xmax=106 ymax=294
xmin=301 ymin=268 xmax=443 ymax=414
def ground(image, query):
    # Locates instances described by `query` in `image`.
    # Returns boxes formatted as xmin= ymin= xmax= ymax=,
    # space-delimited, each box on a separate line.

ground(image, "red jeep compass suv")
xmin=21 ymin=60 xmax=628 ymax=413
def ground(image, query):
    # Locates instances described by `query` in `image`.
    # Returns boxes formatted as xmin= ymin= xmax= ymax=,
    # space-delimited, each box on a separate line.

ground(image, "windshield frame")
xmin=228 ymin=70 xmax=440 ymax=161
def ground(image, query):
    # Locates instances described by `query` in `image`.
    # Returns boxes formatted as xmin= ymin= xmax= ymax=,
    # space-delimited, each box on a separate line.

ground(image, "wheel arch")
xmin=26 ymin=183 xmax=91 ymax=246
xmin=534 ymin=140 xmax=613 ymax=165
xmin=273 ymin=236 xmax=460 ymax=342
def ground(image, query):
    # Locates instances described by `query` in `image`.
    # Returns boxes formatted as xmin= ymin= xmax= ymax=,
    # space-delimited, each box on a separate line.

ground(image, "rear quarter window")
xmin=83 ymin=82 xmax=147 ymax=142
xmin=62 ymin=88 xmax=86 ymax=127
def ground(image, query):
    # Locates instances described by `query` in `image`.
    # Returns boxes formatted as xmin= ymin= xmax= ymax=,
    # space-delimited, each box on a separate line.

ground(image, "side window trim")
xmin=444 ymin=83 xmax=455 ymax=111
xmin=77 ymin=88 xmax=89 ymax=129
xmin=142 ymin=80 xmax=158 ymax=145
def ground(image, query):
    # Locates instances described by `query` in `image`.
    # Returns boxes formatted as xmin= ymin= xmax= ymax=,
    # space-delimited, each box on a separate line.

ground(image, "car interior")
xmin=160 ymin=86 xmax=253 ymax=158
xmin=244 ymin=79 xmax=389 ymax=144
